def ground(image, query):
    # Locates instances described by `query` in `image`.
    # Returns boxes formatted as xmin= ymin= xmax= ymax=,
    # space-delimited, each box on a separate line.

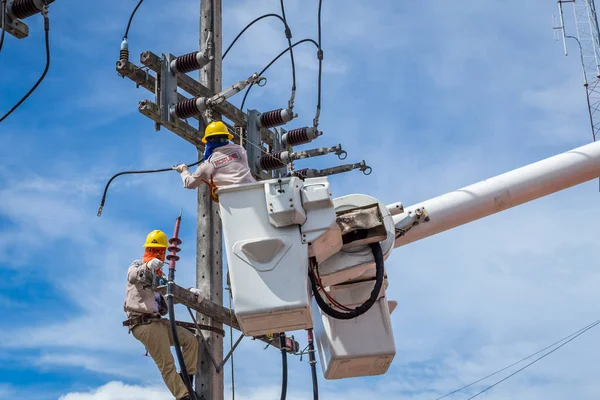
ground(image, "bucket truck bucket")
xmin=312 ymin=278 xmax=396 ymax=380
xmin=216 ymin=176 xmax=342 ymax=337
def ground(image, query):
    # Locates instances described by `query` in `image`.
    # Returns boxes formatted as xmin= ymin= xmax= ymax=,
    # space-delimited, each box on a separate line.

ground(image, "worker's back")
xmin=204 ymin=143 xmax=256 ymax=186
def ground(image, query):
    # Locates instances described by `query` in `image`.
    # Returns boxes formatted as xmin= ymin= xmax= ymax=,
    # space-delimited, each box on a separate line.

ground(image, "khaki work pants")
xmin=132 ymin=319 xmax=198 ymax=399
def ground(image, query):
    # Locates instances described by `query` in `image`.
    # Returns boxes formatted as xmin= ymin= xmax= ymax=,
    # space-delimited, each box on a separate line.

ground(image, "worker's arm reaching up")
xmin=174 ymin=163 xmax=210 ymax=189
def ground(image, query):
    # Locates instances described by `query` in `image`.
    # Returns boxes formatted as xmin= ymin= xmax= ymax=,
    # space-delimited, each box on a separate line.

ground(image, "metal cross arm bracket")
xmin=394 ymin=207 xmax=430 ymax=238
xmin=291 ymin=160 xmax=373 ymax=179
xmin=258 ymin=144 xmax=347 ymax=172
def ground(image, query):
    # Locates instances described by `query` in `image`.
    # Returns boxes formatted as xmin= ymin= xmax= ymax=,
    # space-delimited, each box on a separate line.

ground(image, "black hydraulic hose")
xmin=0 ymin=2 xmax=50 ymax=124
xmin=165 ymin=214 xmax=198 ymax=400
xmin=279 ymin=334 xmax=288 ymax=400
xmin=307 ymin=329 xmax=319 ymax=400
xmin=240 ymin=38 xmax=318 ymax=111
xmin=310 ymin=242 xmax=385 ymax=320
xmin=96 ymin=160 xmax=202 ymax=216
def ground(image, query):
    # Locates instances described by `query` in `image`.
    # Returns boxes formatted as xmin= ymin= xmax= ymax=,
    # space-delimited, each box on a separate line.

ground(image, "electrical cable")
xmin=435 ymin=318 xmax=600 ymax=400
xmin=123 ymin=0 xmax=144 ymax=40
xmin=96 ymin=160 xmax=202 ymax=216
xmin=165 ymin=213 xmax=198 ymax=400
xmin=0 ymin=2 xmax=50 ymax=124
xmin=279 ymin=333 xmax=288 ymax=400
xmin=310 ymin=242 xmax=385 ymax=320
xmin=314 ymin=0 xmax=323 ymax=127
xmin=222 ymin=13 xmax=286 ymax=60
xmin=307 ymin=329 xmax=319 ymax=400
xmin=279 ymin=0 xmax=296 ymax=109
xmin=240 ymin=38 xmax=318 ymax=111
xmin=0 ymin=0 xmax=7 ymax=54
xmin=464 ymin=319 xmax=600 ymax=400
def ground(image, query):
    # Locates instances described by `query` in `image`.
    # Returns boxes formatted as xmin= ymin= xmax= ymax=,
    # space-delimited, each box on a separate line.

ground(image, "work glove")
xmin=147 ymin=258 xmax=164 ymax=272
xmin=189 ymin=287 xmax=203 ymax=297
xmin=173 ymin=164 xmax=188 ymax=173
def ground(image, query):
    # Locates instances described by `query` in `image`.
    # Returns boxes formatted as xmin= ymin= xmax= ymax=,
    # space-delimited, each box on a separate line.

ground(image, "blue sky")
xmin=1 ymin=0 xmax=600 ymax=399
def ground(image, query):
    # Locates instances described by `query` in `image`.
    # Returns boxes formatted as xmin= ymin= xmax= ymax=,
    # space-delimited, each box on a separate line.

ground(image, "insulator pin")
xmin=10 ymin=0 xmax=51 ymax=19
xmin=120 ymin=39 xmax=129 ymax=63
xmin=172 ymin=52 xmax=201 ymax=73
xmin=260 ymin=151 xmax=288 ymax=171
xmin=259 ymin=108 xmax=295 ymax=129
xmin=282 ymin=127 xmax=322 ymax=147
xmin=173 ymin=98 xmax=201 ymax=119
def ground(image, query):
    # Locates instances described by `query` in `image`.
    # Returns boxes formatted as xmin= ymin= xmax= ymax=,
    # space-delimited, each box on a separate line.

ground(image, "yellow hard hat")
xmin=202 ymin=120 xmax=233 ymax=144
xmin=143 ymin=230 xmax=169 ymax=248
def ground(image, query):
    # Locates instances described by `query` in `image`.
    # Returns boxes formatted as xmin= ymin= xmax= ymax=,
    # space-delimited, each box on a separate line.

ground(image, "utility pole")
xmin=196 ymin=1 xmax=224 ymax=399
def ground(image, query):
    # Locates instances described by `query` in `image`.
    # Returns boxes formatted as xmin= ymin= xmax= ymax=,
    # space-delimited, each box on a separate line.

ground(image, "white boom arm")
xmin=390 ymin=140 xmax=600 ymax=248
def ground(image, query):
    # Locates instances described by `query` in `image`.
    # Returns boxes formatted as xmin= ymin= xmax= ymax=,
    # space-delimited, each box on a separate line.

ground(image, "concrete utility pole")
xmin=196 ymin=0 xmax=224 ymax=399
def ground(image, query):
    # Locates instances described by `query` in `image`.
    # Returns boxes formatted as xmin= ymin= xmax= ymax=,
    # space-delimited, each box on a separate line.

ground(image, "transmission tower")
xmin=554 ymin=0 xmax=600 ymax=142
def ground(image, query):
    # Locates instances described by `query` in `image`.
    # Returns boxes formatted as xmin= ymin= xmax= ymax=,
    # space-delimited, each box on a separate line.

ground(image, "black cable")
xmin=0 ymin=0 xmax=7 ymax=54
xmin=307 ymin=329 xmax=319 ymax=400
xmin=464 ymin=319 xmax=600 ymax=400
xmin=165 ymin=215 xmax=198 ymax=400
xmin=0 ymin=4 xmax=50 ymax=124
xmin=123 ymin=0 xmax=144 ymax=39
xmin=279 ymin=334 xmax=288 ymax=400
xmin=279 ymin=0 xmax=296 ymax=109
xmin=314 ymin=0 xmax=323 ymax=126
xmin=435 ymin=317 xmax=600 ymax=400
xmin=222 ymin=13 xmax=286 ymax=60
xmin=240 ymin=38 xmax=318 ymax=111
xmin=310 ymin=242 xmax=385 ymax=320
xmin=96 ymin=160 xmax=202 ymax=216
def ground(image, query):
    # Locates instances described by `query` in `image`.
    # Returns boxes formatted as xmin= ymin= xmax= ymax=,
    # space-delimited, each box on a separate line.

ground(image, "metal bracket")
xmin=394 ymin=207 xmax=430 ymax=238
xmin=159 ymin=53 xmax=178 ymax=126
xmin=186 ymin=307 xmax=243 ymax=373
xmin=247 ymin=109 xmax=262 ymax=178
xmin=273 ymin=127 xmax=287 ymax=178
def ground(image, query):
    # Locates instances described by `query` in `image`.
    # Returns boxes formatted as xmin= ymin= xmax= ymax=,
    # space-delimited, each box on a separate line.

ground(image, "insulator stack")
xmin=173 ymin=98 xmax=200 ymax=119
xmin=282 ymin=127 xmax=321 ymax=147
xmin=166 ymin=237 xmax=182 ymax=262
xmin=173 ymin=52 xmax=202 ymax=73
xmin=120 ymin=39 xmax=129 ymax=63
xmin=120 ymin=48 xmax=129 ymax=62
xmin=293 ymin=168 xmax=309 ymax=179
xmin=260 ymin=108 xmax=294 ymax=129
xmin=259 ymin=151 xmax=287 ymax=171
xmin=10 ymin=0 xmax=48 ymax=19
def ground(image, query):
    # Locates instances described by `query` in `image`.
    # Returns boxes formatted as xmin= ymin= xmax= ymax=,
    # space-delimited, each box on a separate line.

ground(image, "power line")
xmin=314 ymin=0 xmax=323 ymax=127
xmin=240 ymin=38 xmax=318 ymax=112
xmin=279 ymin=0 xmax=296 ymax=110
xmin=222 ymin=13 xmax=286 ymax=60
xmin=0 ymin=0 xmax=7 ymax=54
xmin=434 ymin=318 xmax=600 ymax=400
xmin=123 ymin=0 xmax=144 ymax=39
xmin=0 ymin=4 xmax=50 ymax=124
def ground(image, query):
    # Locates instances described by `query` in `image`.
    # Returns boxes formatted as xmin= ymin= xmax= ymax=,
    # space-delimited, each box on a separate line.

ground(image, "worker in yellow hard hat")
xmin=122 ymin=230 xmax=199 ymax=400
xmin=173 ymin=120 xmax=256 ymax=189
